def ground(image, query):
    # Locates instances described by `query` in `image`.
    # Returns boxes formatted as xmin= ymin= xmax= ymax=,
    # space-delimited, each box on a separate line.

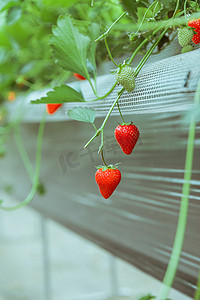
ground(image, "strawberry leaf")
xmin=50 ymin=14 xmax=90 ymax=79
xmin=67 ymin=107 xmax=95 ymax=123
xmin=31 ymin=84 xmax=84 ymax=104
xmin=43 ymin=0 xmax=78 ymax=7
xmin=120 ymin=0 xmax=137 ymax=20
xmin=6 ymin=6 xmax=21 ymax=25
xmin=0 ymin=0 xmax=19 ymax=12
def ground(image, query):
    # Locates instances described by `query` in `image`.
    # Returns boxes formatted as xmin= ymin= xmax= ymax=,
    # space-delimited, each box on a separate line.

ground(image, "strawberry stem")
xmin=84 ymin=88 xmax=124 ymax=149
xmin=194 ymin=269 xmax=200 ymax=300
xmin=100 ymin=150 xmax=107 ymax=167
xmin=159 ymin=78 xmax=200 ymax=299
xmin=116 ymin=101 xmax=125 ymax=123
xmin=128 ymin=26 xmax=163 ymax=65
xmin=95 ymin=12 xmax=127 ymax=42
xmin=134 ymin=27 xmax=169 ymax=77
xmin=0 ymin=112 xmax=46 ymax=211
xmin=105 ymin=37 xmax=119 ymax=67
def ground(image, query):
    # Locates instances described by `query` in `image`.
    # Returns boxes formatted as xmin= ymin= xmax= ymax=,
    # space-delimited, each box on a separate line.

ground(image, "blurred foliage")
xmin=0 ymin=0 xmax=199 ymax=107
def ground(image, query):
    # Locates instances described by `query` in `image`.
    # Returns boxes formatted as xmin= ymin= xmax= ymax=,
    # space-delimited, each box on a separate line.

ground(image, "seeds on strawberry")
xmin=116 ymin=66 xmax=135 ymax=92
xmin=95 ymin=167 xmax=121 ymax=199
xmin=192 ymin=33 xmax=200 ymax=44
xmin=188 ymin=19 xmax=200 ymax=32
xmin=46 ymin=103 xmax=62 ymax=115
xmin=114 ymin=123 xmax=140 ymax=155
xmin=178 ymin=27 xmax=193 ymax=47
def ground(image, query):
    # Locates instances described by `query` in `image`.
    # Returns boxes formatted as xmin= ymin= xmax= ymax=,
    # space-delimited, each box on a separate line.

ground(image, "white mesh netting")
xmin=64 ymin=47 xmax=200 ymax=117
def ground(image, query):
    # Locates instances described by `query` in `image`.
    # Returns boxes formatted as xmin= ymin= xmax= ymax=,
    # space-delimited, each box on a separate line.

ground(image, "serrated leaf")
xmin=50 ymin=14 xmax=90 ymax=78
xmin=0 ymin=0 xmax=19 ymax=12
xmin=120 ymin=0 xmax=137 ymax=20
xmin=6 ymin=6 xmax=21 ymax=25
xmin=67 ymin=107 xmax=95 ymax=123
xmin=31 ymin=84 xmax=84 ymax=104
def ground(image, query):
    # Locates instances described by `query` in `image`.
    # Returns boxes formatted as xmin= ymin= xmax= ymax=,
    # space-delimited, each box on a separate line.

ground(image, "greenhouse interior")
xmin=0 ymin=0 xmax=200 ymax=300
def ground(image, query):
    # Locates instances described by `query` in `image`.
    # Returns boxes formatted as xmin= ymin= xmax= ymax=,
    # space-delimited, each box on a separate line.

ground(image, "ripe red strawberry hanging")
xmin=114 ymin=123 xmax=140 ymax=155
xmin=46 ymin=103 xmax=62 ymax=115
xmin=95 ymin=166 xmax=121 ymax=199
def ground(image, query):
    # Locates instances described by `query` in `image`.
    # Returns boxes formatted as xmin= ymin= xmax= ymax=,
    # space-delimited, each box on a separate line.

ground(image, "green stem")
xmin=105 ymin=37 xmax=119 ymax=67
xmin=0 ymin=112 xmax=46 ymax=211
xmin=135 ymin=1 xmax=156 ymax=36
xmin=159 ymin=79 xmax=200 ymax=299
xmin=95 ymin=11 xmax=127 ymax=42
xmin=14 ymin=124 xmax=34 ymax=180
xmin=128 ymin=26 xmax=162 ymax=65
xmin=194 ymin=269 xmax=200 ymax=300
xmin=99 ymin=130 xmax=104 ymax=153
xmin=134 ymin=27 xmax=169 ymax=77
xmin=97 ymin=81 xmax=118 ymax=100
xmin=173 ymin=0 xmax=180 ymax=18
xmin=116 ymin=101 xmax=125 ymax=123
xmin=101 ymin=88 xmax=124 ymax=129
xmin=84 ymin=88 xmax=124 ymax=149
xmin=100 ymin=150 xmax=107 ymax=166
xmin=184 ymin=0 xmax=188 ymax=26
xmin=87 ymin=75 xmax=98 ymax=98
xmin=92 ymin=122 xmax=97 ymax=132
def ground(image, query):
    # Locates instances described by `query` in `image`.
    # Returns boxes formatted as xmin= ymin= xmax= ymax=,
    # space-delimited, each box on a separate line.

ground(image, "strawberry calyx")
xmin=96 ymin=163 xmax=120 ymax=171
xmin=118 ymin=121 xmax=133 ymax=126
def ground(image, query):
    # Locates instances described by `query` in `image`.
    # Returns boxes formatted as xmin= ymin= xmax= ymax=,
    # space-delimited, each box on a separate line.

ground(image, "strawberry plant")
xmin=0 ymin=0 xmax=200 ymax=299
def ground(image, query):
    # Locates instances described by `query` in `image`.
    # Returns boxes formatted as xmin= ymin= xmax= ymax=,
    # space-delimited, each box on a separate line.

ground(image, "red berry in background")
xmin=95 ymin=167 xmax=121 ymax=199
xmin=192 ymin=33 xmax=200 ymax=44
xmin=46 ymin=104 xmax=62 ymax=115
xmin=188 ymin=19 xmax=200 ymax=45
xmin=73 ymin=73 xmax=86 ymax=80
xmin=7 ymin=91 xmax=16 ymax=102
xmin=114 ymin=123 xmax=140 ymax=155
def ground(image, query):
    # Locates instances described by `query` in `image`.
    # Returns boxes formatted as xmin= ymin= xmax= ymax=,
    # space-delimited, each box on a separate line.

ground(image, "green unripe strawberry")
xmin=178 ymin=27 xmax=193 ymax=47
xmin=181 ymin=45 xmax=193 ymax=53
xmin=116 ymin=66 xmax=135 ymax=93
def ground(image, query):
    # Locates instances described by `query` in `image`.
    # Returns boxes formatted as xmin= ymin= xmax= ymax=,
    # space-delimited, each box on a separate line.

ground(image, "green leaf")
xmin=120 ymin=0 xmax=137 ymax=20
xmin=6 ymin=6 xmax=21 ymax=25
xmin=0 ymin=0 xmax=19 ymax=12
xmin=67 ymin=107 xmax=95 ymax=123
xmin=43 ymin=0 xmax=79 ymax=7
xmin=31 ymin=84 xmax=84 ymax=104
xmin=137 ymin=1 xmax=162 ymax=23
xmin=49 ymin=14 xmax=90 ymax=78
xmin=138 ymin=295 xmax=156 ymax=300
xmin=158 ymin=0 xmax=176 ymax=9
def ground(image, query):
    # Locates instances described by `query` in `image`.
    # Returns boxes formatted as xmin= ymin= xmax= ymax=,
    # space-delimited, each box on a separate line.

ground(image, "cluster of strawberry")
xmin=188 ymin=19 xmax=200 ymax=44
xmin=95 ymin=123 xmax=140 ymax=199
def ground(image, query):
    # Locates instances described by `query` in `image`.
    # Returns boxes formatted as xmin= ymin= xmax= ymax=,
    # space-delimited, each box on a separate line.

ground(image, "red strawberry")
xmin=114 ymin=123 xmax=140 ymax=155
xmin=192 ymin=33 xmax=200 ymax=44
xmin=95 ymin=166 xmax=121 ymax=199
xmin=73 ymin=73 xmax=86 ymax=81
xmin=46 ymin=104 xmax=62 ymax=115
xmin=188 ymin=19 xmax=200 ymax=33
